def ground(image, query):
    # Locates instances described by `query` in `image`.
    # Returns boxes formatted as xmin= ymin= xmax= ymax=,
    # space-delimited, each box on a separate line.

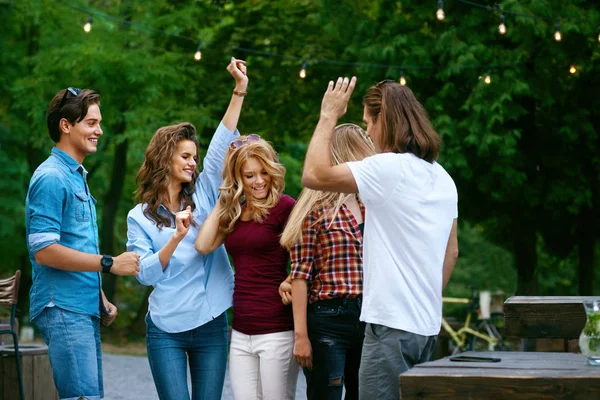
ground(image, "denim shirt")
xmin=126 ymin=122 xmax=237 ymax=333
xmin=27 ymin=147 xmax=102 ymax=321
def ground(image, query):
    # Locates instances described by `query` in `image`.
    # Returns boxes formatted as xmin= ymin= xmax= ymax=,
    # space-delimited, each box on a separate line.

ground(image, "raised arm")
xmin=195 ymin=201 xmax=226 ymax=255
xmin=196 ymin=58 xmax=247 ymax=206
xmin=222 ymin=57 xmax=248 ymax=133
xmin=302 ymin=76 xmax=358 ymax=193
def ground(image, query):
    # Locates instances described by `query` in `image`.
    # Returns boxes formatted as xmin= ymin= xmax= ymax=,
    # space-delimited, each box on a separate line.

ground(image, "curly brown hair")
xmin=135 ymin=123 xmax=199 ymax=229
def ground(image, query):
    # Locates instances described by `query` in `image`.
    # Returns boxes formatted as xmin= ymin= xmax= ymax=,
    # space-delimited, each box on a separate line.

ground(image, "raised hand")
xmin=175 ymin=206 xmax=193 ymax=239
xmin=227 ymin=57 xmax=248 ymax=91
xmin=320 ymin=76 xmax=357 ymax=120
xmin=112 ymin=252 xmax=140 ymax=276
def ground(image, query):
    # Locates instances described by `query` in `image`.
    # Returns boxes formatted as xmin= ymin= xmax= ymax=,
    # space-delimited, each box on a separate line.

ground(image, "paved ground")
xmin=103 ymin=353 xmax=307 ymax=400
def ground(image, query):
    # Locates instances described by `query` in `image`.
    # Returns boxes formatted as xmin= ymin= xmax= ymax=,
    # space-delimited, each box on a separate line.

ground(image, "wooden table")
xmin=400 ymin=351 xmax=600 ymax=399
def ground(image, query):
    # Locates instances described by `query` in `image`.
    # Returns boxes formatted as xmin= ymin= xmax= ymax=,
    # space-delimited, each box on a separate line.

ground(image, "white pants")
xmin=229 ymin=329 xmax=298 ymax=400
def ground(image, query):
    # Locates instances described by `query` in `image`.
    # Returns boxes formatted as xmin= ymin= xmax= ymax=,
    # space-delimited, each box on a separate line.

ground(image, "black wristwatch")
xmin=101 ymin=255 xmax=113 ymax=274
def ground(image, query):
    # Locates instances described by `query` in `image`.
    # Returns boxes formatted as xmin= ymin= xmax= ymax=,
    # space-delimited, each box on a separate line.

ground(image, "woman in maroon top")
xmin=280 ymin=124 xmax=375 ymax=400
xmin=195 ymin=135 xmax=297 ymax=400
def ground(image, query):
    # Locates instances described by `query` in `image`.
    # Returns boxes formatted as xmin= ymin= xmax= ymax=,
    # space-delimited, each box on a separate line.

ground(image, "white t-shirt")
xmin=347 ymin=152 xmax=458 ymax=336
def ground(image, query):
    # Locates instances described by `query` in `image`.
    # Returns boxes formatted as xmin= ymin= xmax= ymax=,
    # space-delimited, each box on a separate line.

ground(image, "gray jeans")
xmin=358 ymin=323 xmax=437 ymax=400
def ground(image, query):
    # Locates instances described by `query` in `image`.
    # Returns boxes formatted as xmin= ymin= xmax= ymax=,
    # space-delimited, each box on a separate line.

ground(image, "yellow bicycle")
xmin=441 ymin=290 xmax=508 ymax=355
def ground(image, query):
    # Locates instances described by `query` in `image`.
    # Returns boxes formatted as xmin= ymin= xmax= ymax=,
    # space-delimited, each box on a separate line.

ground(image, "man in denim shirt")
xmin=26 ymin=88 xmax=140 ymax=400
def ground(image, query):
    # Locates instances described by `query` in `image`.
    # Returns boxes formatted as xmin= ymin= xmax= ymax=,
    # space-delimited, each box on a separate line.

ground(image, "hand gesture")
xmin=175 ymin=206 xmax=193 ymax=239
xmin=320 ymin=76 xmax=357 ymax=120
xmin=294 ymin=335 xmax=313 ymax=369
xmin=111 ymin=252 xmax=140 ymax=276
xmin=227 ymin=57 xmax=248 ymax=92
xmin=102 ymin=300 xmax=118 ymax=327
xmin=279 ymin=276 xmax=293 ymax=305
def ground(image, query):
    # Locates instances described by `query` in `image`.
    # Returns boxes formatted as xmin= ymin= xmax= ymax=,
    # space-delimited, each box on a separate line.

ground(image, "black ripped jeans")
xmin=304 ymin=296 xmax=365 ymax=400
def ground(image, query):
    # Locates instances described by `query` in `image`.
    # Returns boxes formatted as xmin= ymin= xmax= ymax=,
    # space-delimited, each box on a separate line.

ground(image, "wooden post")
xmin=0 ymin=344 xmax=58 ymax=400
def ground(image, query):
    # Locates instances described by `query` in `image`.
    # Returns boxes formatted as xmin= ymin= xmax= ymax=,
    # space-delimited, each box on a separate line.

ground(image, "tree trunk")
xmin=100 ymin=137 xmax=129 ymax=301
xmin=578 ymin=209 xmax=594 ymax=296
xmin=514 ymin=222 xmax=538 ymax=296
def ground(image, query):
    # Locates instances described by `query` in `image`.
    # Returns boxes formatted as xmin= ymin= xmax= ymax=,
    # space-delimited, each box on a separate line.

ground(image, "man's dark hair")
xmin=46 ymin=89 xmax=101 ymax=143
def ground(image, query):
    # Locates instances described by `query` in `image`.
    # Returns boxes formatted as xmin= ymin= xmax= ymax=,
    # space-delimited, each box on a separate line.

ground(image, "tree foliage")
xmin=1 ymin=0 xmax=598 ymax=332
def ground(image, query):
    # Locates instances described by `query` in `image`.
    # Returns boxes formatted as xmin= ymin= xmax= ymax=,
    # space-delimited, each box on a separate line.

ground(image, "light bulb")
xmin=569 ymin=65 xmax=576 ymax=74
xmin=554 ymin=31 xmax=562 ymax=41
xmin=299 ymin=62 xmax=307 ymax=79
xmin=498 ymin=15 xmax=506 ymax=35
xmin=399 ymin=71 xmax=406 ymax=86
xmin=83 ymin=17 xmax=92 ymax=33
xmin=436 ymin=8 xmax=445 ymax=21
xmin=436 ymin=0 xmax=444 ymax=21
xmin=484 ymin=72 xmax=491 ymax=84
xmin=597 ymin=32 xmax=600 ymax=42
xmin=194 ymin=46 xmax=202 ymax=61
xmin=554 ymin=23 xmax=561 ymax=42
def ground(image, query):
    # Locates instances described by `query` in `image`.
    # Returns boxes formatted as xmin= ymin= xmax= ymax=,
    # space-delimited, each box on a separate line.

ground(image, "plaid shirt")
xmin=290 ymin=199 xmax=364 ymax=304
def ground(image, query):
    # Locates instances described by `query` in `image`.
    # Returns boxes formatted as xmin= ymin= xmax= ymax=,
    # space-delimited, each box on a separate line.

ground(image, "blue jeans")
xmin=145 ymin=312 xmax=228 ymax=400
xmin=33 ymin=306 xmax=103 ymax=400
xmin=305 ymin=297 xmax=365 ymax=400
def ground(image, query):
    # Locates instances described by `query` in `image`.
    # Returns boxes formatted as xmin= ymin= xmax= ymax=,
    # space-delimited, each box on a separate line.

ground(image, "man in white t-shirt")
xmin=302 ymin=77 xmax=458 ymax=400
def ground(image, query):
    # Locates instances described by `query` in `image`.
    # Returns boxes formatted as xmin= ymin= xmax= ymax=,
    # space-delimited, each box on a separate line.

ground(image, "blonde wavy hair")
xmin=217 ymin=135 xmax=286 ymax=234
xmin=280 ymin=124 xmax=375 ymax=250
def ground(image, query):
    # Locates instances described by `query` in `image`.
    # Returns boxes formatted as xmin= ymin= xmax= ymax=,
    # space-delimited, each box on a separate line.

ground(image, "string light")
xmin=484 ymin=70 xmax=491 ymax=84
xmin=554 ymin=22 xmax=562 ymax=42
xmin=399 ymin=70 xmax=406 ymax=86
xmin=194 ymin=45 xmax=202 ymax=61
xmin=436 ymin=0 xmax=445 ymax=21
xmin=597 ymin=26 xmax=600 ymax=42
xmin=569 ymin=65 xmax=577 ymax=74
xmin=498 ymin=14 xmax=506 ymax=35
xmin=83 ymin=17 xmax=92 ymax=33
xmin=299 ymin=62 xmax=307 ymax=79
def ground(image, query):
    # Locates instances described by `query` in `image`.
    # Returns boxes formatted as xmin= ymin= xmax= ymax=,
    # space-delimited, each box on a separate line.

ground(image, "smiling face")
xmin=241 ymin=156 xmax=271 ymax=201
xmin=170 ymin=139 xmax=198 ymax=185
xmin=58 ymin=103 xmax=103 ymax=163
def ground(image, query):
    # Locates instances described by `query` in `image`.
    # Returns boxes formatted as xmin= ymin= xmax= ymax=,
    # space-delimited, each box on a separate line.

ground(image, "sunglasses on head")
xmin=58 ymin=87 xmax=81 ymax=108
xmin=230 ymin=134 xmax=260 ymax=150
xmin=376 ymin=79 xmax=397 ymax=88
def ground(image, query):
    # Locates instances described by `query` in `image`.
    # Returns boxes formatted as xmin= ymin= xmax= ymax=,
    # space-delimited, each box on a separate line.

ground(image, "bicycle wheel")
xmin=468 ymin=321 xmax=508 ymax=352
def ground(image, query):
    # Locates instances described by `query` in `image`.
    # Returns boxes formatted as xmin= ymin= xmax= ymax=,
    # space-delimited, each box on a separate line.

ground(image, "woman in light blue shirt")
xmin=126 ymin=58 xmax=247 ymax=400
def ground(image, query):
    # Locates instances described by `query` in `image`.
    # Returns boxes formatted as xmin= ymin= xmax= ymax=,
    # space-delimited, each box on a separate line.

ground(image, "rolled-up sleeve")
xmin=27 ymin=170 xmax=65 ymax=255
xmin=290 ymin=209 xmax=320 ymax=281
xmin=196 ymin=121 xmax=239 ymax=207
xmin=127 ymin=213 xmax=165 ymax=286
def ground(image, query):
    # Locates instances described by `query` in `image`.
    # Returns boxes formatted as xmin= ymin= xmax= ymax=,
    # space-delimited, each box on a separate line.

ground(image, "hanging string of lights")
xmin=438 ymin=0 xmax=599 ymax=43
xmin=60 ymin=1 xmax=594 ymax=86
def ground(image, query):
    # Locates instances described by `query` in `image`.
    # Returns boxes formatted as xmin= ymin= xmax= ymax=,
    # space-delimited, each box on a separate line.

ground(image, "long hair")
xmin=280 ymin=124 xmax=375 ymax=250
xmin=135 ymin=123 xmax=199 ymax=229
xmin=217 ymin=136 xmax=286 ymax=234
xmin=363 ymin=82 xmax=440 ymax=162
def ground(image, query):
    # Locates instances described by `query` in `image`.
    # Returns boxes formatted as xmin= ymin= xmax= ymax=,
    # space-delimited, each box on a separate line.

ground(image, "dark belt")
xmin=309 ymin=295 xmax=362 ymax=309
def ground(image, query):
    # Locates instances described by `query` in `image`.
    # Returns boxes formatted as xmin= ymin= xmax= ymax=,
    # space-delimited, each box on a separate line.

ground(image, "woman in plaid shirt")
xmin=280 ymin=124 xmax=375 ymax=400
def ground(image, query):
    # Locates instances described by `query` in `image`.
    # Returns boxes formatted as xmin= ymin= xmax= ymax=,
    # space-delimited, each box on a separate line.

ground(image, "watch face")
xmin=101 ymin=256 xmax=113 ymax=268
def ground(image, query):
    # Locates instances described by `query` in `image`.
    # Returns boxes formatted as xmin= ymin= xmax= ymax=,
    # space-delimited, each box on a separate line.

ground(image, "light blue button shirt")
xmin=26 ymin=148 xmax=102 ymax=321
xmin=126 ymin=122 xmax=237 ymax=333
